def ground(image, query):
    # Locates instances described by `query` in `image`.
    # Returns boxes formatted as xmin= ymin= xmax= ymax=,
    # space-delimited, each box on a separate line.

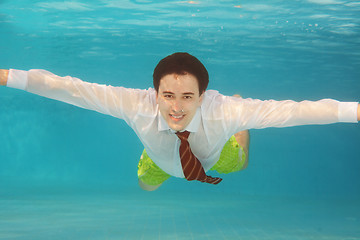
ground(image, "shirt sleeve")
xmin=7 ymin=69 xmax=157 ymax=124
xmin=216 ymin=94 xmax=359 ymax=133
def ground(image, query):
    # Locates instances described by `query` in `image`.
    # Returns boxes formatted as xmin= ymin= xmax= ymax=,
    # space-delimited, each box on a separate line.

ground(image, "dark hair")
xmin=153 ymin=52 xmax=209 ymax=95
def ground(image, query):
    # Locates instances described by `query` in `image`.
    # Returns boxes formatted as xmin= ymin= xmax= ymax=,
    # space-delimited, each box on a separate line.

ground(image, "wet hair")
xmin=153 ymin=52 xmax=209 ymax=95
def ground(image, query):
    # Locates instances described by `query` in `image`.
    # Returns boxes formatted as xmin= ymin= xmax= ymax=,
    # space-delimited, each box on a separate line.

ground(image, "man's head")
xmin=153 ymin=52 xmax=209 ymax=131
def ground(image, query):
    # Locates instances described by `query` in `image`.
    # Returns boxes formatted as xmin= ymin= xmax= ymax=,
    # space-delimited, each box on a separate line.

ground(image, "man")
xmin=0 ymin=52 xmax=359 ymax=191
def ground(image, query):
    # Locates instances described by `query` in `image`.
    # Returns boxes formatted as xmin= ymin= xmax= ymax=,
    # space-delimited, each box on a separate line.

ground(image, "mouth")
xmin=169 ymin=114 xmax=185 ymax=121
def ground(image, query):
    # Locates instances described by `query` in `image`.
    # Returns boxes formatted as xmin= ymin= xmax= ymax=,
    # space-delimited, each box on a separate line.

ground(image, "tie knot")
xmin=176 ymin=131 xmax=190 ymax=141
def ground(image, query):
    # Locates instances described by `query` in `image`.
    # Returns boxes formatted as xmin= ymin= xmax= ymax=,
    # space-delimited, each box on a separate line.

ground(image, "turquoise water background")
xmin=0 ymin=1 xmax=359 ymax=239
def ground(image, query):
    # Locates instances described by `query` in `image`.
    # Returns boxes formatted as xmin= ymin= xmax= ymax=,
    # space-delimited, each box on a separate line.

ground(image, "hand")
xmin=0 ymin=69 xmax=9 ymax=86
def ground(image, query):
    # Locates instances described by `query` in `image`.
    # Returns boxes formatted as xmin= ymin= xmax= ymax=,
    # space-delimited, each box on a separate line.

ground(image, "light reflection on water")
xmin=1 ymin=187 xmax=360 ymax=240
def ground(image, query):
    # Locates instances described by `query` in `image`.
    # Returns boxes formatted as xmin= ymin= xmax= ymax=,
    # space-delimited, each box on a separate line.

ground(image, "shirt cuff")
xmin=7 ymin=69 xmax=28 ymax=90
xmin=338 ymin=102 xmax=359 ymax=123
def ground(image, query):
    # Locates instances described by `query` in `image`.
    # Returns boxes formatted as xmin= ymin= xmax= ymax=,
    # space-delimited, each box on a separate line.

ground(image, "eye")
xmin=183 ymin=96 xmax=192 ymax=100
xmin=163 ymin=94 xmax=173 ymax=99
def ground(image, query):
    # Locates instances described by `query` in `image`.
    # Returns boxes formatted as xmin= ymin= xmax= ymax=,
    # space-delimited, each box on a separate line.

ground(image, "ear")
xmin=199 ymin=91 xmax=204 ymax=104
xmin=156 ymin=91 xmax=159 ymax=104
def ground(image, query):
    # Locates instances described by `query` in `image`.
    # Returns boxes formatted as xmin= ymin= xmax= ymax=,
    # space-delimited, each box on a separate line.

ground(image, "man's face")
xmin=156 ymin=73 xmax=203 ymax=132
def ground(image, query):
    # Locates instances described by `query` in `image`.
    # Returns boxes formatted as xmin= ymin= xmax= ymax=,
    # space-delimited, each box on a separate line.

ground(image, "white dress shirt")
xmin=7 ymin=69 xmax=359 ymax=178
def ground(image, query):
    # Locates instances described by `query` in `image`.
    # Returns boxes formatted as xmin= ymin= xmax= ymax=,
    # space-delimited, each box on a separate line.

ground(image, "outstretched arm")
xmin=223 ymin=96 xmax=358 ymax=132
xmin=0 ymin=69 xmax=8 ymax=85
xmin=0 ymin=69 xmax=156 ymax=123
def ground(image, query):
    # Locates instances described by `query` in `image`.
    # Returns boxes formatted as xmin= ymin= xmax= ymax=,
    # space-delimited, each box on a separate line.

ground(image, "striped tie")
xmin=176 ymin=131 xmax=222 ymax=185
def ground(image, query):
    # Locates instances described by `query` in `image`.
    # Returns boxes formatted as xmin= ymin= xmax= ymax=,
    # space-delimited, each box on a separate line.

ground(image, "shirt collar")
xmin=158 ymin=108 xmax=201 ymax=133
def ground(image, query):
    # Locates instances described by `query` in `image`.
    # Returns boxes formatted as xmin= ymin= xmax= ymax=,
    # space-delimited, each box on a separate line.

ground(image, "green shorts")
xmin=137 ymin=135 xmax=247 ymax=186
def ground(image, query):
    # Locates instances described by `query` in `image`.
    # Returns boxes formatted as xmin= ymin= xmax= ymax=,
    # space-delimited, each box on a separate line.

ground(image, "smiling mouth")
xmin=170 ymin=114 xmax=185 ymax=121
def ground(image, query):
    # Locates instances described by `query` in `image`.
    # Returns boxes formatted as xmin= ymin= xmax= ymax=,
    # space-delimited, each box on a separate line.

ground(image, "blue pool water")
xmin=0 ymin=1 xmax=359 ymax=239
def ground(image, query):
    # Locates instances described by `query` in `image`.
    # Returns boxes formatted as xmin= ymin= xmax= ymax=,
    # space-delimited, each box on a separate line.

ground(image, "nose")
xmin=171 ymin=100 xmax=183 ymax=113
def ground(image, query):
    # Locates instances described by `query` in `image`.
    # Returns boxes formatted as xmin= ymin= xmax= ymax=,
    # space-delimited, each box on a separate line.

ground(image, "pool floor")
xmin=0 ymin=186 xmax=359 ymax=240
